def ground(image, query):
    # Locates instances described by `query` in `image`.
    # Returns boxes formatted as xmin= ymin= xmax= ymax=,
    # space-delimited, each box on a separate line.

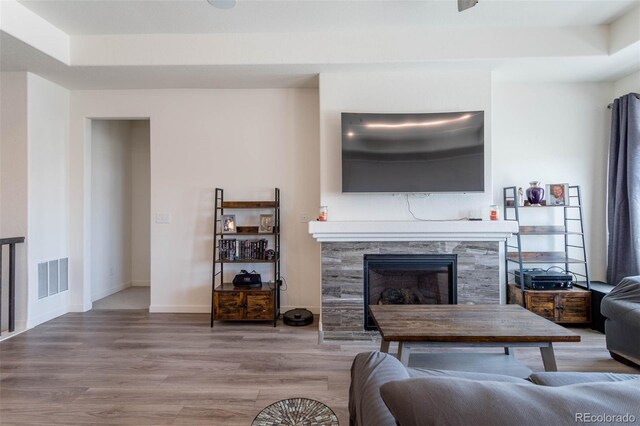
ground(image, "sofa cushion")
xmin=530 ymin=372 xmax=640 ymax=386
xmin=409 ymin=367 xmax=530 ymax=383
xmin=380 ymin=376 xmax=640 ymax=426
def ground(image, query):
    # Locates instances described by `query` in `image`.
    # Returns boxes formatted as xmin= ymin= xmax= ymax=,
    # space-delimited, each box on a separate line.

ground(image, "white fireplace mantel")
xmin=308 ymin=220 xmax=518 ymax=242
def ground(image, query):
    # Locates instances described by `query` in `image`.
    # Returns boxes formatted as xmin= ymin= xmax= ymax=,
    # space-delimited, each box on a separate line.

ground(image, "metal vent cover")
xmin=59 ymin=258 xmax=69 ymax=292
xmin=38 ymin=262 xmax=48 ymax=299
xmin=37 ymin=257 xmax=69 ymax=299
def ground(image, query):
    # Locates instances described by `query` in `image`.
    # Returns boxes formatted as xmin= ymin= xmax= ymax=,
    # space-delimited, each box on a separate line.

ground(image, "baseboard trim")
xmin=92 ymin=281 xmax=132 ymax=302
xmin=69 ymin=304 xmax=91 ymax=312
xmin=0 ymin=321 xmax=28 ymax=342
xmin=131 ymin=281 xmax=150 ymax=287
xmin=147 ymin=305 xmax=321 ymax=314
xmin=27 ymin=306 xmax=68 ymax=329
xmin=149 ymin=305 xmax=209 ymax=313
xmin=281 ymin=305 xmax=320 ymax=315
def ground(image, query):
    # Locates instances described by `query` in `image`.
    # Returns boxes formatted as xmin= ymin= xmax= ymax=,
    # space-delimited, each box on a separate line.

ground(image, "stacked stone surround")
xmin=321 ymin=241 xmax=500 ymax=341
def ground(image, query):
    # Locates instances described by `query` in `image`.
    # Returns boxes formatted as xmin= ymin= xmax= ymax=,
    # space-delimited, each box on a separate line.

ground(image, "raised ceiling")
xmin=17 ymin=0 xmax=638 ymax=34
xmin=2 ymin=0 xmax=640 ymax=89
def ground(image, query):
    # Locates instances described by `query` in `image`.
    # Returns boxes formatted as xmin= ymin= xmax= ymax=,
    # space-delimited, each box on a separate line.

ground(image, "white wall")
xmin=26 ymin=73 xmax=70 ymax=328
xmin=131 ymin=121 xmax=150 ymax=287
xmin=90 ymin=120 xmax=133 ymax=301
xmin=318 ymin=70 xmax=613 ymax=284
xmin=0 ymin=72 xmax=29 ymax=333
xmin=614 ymin=71 xmax=640 ymax=97
xmin=319 ymin=71 xmax=493 ymax=221
xmin=492 ymin=82 xmax=613 ymax=281
xmin=70 ymin=89 xmax=320 ymax=313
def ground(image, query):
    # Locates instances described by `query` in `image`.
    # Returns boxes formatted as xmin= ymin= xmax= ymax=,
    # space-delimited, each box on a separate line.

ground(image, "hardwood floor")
xmin=1 ymin=310 xmax=637 ymax=425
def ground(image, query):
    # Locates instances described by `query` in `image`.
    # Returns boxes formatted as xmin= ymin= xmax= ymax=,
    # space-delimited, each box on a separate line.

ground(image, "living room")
xmin=1 ymin=1 xmax=639 ymax=424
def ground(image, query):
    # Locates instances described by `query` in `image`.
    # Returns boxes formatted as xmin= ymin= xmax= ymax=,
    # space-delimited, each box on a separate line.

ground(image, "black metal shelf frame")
xmin=211 ymin=188 xmax=281 ymax=327
xmin=503 ymin=185 xmax=590 ymax=297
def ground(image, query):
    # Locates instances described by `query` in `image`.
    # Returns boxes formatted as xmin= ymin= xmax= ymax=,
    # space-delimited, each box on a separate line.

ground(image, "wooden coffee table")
xmin=369 ymin=304 xmax=580 ymax=371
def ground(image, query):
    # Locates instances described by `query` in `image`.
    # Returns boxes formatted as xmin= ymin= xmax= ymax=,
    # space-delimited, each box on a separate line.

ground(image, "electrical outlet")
xmin=300 ymin=213 xmax=310 ymax=223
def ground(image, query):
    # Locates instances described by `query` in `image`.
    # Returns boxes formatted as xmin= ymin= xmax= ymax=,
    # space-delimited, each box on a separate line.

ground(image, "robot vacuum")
xmin=283 ymin=308 xmax=314 ymax=326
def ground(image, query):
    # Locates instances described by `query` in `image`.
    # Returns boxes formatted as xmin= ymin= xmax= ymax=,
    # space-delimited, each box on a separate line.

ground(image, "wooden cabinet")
xmin=211 ymin=188 xmax=281 ymax=327
xmin=508 ymin=284 xmax=591 ymax=324
xmin=213 ymin=284 xmax=275 ymax=321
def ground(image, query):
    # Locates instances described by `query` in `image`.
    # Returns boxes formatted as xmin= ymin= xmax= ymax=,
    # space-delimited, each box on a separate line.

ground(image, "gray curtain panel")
xmin=607 ymin=93 xmax=640 ymax=286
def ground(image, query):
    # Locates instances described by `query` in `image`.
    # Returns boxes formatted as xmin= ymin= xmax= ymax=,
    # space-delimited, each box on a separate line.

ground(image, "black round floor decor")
xmin=283 ymin=308 xmax=314 ymax=326
xmin=252 ymin=398 xmax=339 ymax=426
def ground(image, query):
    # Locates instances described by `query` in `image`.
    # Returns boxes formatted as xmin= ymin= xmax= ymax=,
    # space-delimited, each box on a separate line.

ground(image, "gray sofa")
xmin=601 ymin=275 xmax=640 ymax=366
xmin=350 ymin=351 xmax=640 ymax=426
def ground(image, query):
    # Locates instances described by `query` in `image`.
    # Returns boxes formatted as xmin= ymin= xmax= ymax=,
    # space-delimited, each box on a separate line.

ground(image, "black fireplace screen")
xmin=363 ymin=254 xmax=457 ymax=330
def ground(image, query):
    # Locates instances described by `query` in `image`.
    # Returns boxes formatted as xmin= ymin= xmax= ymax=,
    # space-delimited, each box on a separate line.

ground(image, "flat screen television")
xmin=341 ymin=111 xmax=485 ymax=193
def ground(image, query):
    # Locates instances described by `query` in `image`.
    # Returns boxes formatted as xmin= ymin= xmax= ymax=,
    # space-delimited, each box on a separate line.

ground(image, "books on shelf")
xmin=218 ymin=239 xmax=269 ymax=260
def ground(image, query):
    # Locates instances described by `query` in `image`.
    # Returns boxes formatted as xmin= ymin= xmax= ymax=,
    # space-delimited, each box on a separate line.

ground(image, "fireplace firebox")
xmin=363 ymin=254 xmax=457 ymax=330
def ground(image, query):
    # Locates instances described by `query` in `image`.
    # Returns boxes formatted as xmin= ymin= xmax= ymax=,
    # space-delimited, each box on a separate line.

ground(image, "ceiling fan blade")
xmin=458 ymin=0 xmax=478 ymax=12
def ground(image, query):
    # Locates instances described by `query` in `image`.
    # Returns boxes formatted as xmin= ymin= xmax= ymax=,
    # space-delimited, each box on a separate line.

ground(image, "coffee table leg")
xmin=504 ymin=347 xmax=514 ymax=357
xmin=380 ymin=340 xmax=390 ymax=353
xmin=540 ymin=343 xmax=557 ymax=372
xmin=397 ymin=342 xmax=410 ymax=366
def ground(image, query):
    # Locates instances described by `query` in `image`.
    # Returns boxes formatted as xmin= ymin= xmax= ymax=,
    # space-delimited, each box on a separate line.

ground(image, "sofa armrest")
xmin=604 ymin=276 xmax=640 ymax=303
xmin=601 ymin=276 xmax=640 ymax=321
xmin=349 ymin=351 xmax=409 ymax=426
xmin=601 ymin=298 xmax=640 ymax=322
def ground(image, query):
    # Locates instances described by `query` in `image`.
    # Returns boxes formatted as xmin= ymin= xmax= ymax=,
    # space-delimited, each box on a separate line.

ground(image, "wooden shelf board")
xmin=518 ymin=226 xmax=582 ymax=236
xmin=506 ymin=252 xmax=586 ymax=264
xmin=217 ymin=232 xmax=276 ymax=237
xmin=218 ymin=201 xmax=276 ymax=209
xmin=215 ymin=283 xmax=274 ymax=292
xmin=505 ymin=205 xmax=581 ymax=209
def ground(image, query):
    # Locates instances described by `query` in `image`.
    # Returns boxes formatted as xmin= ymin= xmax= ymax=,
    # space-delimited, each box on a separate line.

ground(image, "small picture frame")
xmin=259 ymin=214 xmax=274 ymax=233
xmin=221 ymin=214 xmax=237 ymax=234
xmin=546 ymin=183 xmax=569 ymax=206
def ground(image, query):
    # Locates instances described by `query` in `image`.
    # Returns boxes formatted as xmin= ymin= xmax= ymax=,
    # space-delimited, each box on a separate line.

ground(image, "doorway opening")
xmin=90 ymin=119 xmax=150 ymax=310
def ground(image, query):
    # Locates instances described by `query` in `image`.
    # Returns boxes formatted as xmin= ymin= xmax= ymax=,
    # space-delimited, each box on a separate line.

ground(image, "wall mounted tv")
xmin=341 ymin=111 xmax=485 ymax=193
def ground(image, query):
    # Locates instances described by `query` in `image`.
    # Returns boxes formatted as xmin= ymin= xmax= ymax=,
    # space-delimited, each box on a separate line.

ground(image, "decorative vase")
xmin=526 ymin=181 xmax=544 ymax=205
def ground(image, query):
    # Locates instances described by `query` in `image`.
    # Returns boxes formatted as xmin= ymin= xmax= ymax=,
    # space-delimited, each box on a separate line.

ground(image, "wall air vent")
xmin=37 ymin=258 xmax=69 ymax=299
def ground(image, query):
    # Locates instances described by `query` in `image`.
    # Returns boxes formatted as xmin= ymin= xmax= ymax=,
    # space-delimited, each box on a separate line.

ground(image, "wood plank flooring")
xmin=1 ymin=310 xmax=638 ymax=425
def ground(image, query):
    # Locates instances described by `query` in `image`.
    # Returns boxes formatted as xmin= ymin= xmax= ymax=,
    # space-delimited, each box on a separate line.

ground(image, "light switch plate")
xmin=156 ymin=212 xmax=171 ymax=224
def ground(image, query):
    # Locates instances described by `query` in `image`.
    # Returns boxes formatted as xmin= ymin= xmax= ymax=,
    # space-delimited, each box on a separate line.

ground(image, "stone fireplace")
xmin=363 ymin=254 xmax=457 ymax=330
xmin=309 ymin=220 xmax=518 ymax=341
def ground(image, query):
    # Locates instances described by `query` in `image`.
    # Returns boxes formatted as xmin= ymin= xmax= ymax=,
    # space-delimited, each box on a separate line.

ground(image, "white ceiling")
xmin=17 ymin=0 xmax=639 ymax=35
xmin=2 ymin=0 xmax=640 ymax=89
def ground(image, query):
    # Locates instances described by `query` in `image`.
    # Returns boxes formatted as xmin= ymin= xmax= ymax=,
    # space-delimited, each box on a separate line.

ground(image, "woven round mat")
xmin=252 ymin=397 xmax=339 ymax=426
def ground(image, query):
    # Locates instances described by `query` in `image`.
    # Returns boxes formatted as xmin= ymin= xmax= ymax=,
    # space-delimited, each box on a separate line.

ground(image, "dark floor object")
xmin=283 ymin=308 xmax=314 ymax=326
xmin=576 ymin=281 xmax=614 ymax=333
xmin=610 ymin=351 xmax=640 ymax=369
xmin=252 ymin=398 xmax=339 ymax=426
